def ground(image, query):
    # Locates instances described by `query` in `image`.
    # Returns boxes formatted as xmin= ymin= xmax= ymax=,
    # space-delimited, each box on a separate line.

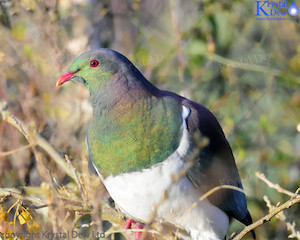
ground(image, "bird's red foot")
xmin=125 ymin=218 xmax=144 ymax=240
xmin=135 ymin=222 xmax=144 ymax=240
xmin=125 ymin=218 xmax=136 ymax=229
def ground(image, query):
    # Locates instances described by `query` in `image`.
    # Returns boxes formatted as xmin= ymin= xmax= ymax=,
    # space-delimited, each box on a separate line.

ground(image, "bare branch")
xmin=0 ymin=187 xmax=46 ymax=206
xmin=0 ymin=144 xmax=31 ymax=157
xmin=65 ymin=155 xmax=88 ymax=208
xmin=263 ymin=195 xmax=300 ymax=240
xmin=256 ymin=172 xmax=297 ymax=198
xmin=233 ymin=173 xmax=300 ymax=240
xmin=233 ymin=196 xmax=300 ymax=240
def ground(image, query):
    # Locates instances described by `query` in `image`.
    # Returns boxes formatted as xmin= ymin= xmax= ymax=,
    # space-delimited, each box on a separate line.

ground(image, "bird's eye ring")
xmin=90 ymin=59 xmax=99 ymax=68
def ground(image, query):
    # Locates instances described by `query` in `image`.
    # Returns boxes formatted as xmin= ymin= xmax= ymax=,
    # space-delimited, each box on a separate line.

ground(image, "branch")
xmin=176 ymin=185 xmax=245 ymax=240
xmin=0 ymin=100 xmax=75 ymax=180
xmin=65 ymin=154 xmax=88 ymax=207
xmin=256 ymin=172 xmax=298 ymax=198
xmin=0 ymin=186 xmax=125 ymax=230
xmin=233 ymin=173 xmax=300 ymax=240
xmin=0 ymin=187 xmax=46 ymax=206
xmin=204 ymin=52 xmax=283 ymax=76
xmin=263 ymin=195 xmax=300 ymax=240
xmin=0 ymin=144 xmax=31 ymax=157
xmin=233 ymin=196 xmax=300 ymax=240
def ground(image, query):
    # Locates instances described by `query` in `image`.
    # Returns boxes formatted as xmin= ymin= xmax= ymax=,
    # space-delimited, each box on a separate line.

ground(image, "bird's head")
xmin=56 ymin=49 xmax=126 ymax=91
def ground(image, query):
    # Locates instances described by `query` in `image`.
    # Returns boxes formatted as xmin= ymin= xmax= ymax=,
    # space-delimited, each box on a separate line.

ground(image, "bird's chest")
xmin=87 ymin=97 xmax=182 ymax=176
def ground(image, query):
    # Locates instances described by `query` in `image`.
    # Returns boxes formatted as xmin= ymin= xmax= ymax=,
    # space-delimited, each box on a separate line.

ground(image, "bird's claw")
xmin=125 ymin=218 xmax=136 ymax=229
xmin=125 ymin=218 xmax=144 ymax=240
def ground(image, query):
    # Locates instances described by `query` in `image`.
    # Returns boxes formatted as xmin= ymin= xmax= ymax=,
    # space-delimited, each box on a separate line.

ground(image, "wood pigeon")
xmin=56 ymin=49 xmax=255 ymax=240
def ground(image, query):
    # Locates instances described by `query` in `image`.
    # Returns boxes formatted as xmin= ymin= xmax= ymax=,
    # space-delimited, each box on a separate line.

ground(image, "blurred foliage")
xmin=0 ymin=0 xmax=299 ymax=239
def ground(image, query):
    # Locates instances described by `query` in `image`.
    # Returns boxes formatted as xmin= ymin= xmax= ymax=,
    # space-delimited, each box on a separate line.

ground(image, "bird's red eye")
xmin=90 ymin=59 xmax=99 ymax=67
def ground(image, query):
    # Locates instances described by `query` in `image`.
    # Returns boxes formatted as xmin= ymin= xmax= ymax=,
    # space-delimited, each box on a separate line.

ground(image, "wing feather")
xmin=161 ymin=91 xmax=255 ymax=239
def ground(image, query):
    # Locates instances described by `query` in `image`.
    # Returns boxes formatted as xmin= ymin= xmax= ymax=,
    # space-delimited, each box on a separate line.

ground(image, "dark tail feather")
xmin=241 ymin=211 xmax=256 ymax=239
xmin=251 ymin=229 xmax=256 ymax=239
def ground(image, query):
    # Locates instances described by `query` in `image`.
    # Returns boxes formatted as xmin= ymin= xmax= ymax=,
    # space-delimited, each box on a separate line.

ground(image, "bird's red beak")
xmin=56 ymin=71 xmax=78 ymax=86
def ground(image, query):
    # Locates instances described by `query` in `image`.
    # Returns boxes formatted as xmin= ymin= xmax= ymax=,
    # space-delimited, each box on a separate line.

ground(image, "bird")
xmin=56 ymin=48 xmax=255 ymax=240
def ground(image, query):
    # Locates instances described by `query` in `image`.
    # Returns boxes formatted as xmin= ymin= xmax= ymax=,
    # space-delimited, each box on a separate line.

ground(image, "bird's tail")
xmin=250 ymin=229 xmax=256 ymax=239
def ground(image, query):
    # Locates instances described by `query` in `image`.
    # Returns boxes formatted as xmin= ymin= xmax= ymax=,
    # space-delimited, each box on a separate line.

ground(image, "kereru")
xmin=56 ymin=49 xmax=255 ymax=240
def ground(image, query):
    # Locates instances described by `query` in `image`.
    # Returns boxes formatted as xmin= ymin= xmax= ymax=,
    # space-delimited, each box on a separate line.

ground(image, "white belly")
xmin=103 ymin=152 xmax=229 ymax=240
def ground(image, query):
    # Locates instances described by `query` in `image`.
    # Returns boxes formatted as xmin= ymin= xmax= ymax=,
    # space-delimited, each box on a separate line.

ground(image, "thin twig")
xmin=233 ymin=174 xmax=300 ymax=240
xmin=263 ymin=195 xmax=300 ymax=240
xmin=0 ymin=188 xmax=46 ymax=206
xmin=256 ymin=172 xmax=298 ymax=198
xmin=204 ymin=52 xmax=300 ymax=84
xmin=0 ymin=186 xmax=126 ymax=231
xmin=205 ymin=53 xmax=282 ymax=76
xmin=65 ymin=155 xmax=88 ymax=207
xmin=0 ymin=144 xmax=31 ymax=157
xmin=175 ymin=185 xmax=245 ymax=239
xmin=234 ymin=196 xmax=300 ymax=240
